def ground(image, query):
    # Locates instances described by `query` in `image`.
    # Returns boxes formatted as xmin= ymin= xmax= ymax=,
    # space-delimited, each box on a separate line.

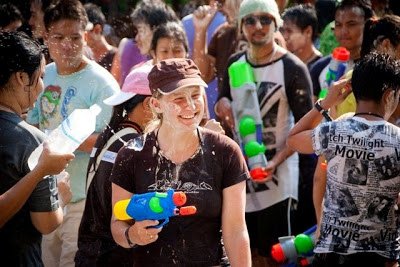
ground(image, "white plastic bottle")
xmin=28 ymin=104 xmax=102 ymax=170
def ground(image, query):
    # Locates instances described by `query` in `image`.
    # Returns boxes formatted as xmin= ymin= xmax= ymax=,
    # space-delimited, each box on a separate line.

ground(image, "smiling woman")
xmin=110 ymin=58 xmax=251 ymax=266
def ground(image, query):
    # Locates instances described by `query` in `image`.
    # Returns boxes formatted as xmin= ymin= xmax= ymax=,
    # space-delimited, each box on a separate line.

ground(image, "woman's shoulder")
xmin=199 ymin=127 xmax=240 ymax=150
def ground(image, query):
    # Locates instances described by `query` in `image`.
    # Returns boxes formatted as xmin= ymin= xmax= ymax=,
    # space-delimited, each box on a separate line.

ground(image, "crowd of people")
xmin=0 ymin=0 xmax=399 ymax=266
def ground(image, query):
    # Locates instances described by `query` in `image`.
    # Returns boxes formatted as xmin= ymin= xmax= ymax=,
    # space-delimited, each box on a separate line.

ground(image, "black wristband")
xmin=124 ymin=225 xmax=136 ymax=248
xmin=314 ymin=100 xmax=332 ymax=122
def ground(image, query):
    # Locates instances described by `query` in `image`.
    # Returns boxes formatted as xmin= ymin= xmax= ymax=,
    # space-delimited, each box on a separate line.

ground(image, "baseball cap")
xmin=103 ymin=64 xmax=152 ymax=106
xmin=238 ymin=0 xmax=283 ymax=30
xmin=148 ymin=58 xmax=208 ymax=95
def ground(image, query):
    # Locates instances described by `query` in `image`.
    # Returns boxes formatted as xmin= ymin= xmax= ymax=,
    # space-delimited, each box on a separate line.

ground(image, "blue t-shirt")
xmin=27 ymin=60 xmax=119 ymax=202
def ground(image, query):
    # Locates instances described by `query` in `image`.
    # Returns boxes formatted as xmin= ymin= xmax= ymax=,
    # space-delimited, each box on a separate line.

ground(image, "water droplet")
xmin=126 ymin=135 xmax=145 ymax=151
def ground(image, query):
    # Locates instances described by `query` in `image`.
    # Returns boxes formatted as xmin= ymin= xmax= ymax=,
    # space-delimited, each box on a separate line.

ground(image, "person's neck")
xmin=349 ymin=47 xmax=361 ymax=61
xmin=354 ymin=101 xmax=386 ymax=121
xmin=57 ymin=56 xmax=88 ymax=75
xmin=297 ymin=45 xmax=320 ymax=65
xmin=248 ymin=43 xmax=276 ymax=65
xmin=157 ymin=124 xmax=199 ymax=162
xmin=0 ymin=93 xmax=22 ymax=116
xmin=90 ymin=38 xmax=113 ymax=62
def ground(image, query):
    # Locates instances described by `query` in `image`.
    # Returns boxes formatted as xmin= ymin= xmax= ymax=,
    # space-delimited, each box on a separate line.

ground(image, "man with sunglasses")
xmin=216 ymin=0 xmax=313 ymax=265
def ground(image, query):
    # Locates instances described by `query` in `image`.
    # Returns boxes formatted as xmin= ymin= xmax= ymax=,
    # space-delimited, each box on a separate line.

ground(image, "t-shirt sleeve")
xmin=109 ymin=146 xmax=135 ymax=193
xmin=93 ymin=85 xmax=118 ymax=132
xmin=221 ymin=136 xmax=250 ymax=189
xmin=284 ymin=55 xmax=313 ymax=122
xmin=29 ymin=175 xmax=59 ymax=212
xmin=312 ymin=122 xmax=331 ymax=156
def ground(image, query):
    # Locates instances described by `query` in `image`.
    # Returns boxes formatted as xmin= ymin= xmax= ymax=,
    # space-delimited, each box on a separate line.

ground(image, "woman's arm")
xmin=222 ymin=181 xmax=251 ymax=267
xmin=313 ymin=155 xmax=327 ymax=238
xmin=0 ymin=143 xmax=74 ymax=228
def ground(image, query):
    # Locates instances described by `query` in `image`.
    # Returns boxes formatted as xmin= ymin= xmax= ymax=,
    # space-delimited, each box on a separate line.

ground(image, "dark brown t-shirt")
xmin=110 ymin=127 xmax=249 ymax=266
xmin=208 ymin=24 xmax=247 ymax=92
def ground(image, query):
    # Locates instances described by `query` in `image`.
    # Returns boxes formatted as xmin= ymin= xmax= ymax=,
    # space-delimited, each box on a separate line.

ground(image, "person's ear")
xmin=15 ymin=71 xmax=29 ymax=86
xmin=382 ymin=89 xmax=397 ymax=119
xmin=93 ymin=24 xmax=103 ymax=35
xmin=149 ymin=97 xmax=162 ymax=113
xmin=304 ymin=25 xmax=312 ymax=39
xmin=150 ymin=49 xmax=156 ymax=60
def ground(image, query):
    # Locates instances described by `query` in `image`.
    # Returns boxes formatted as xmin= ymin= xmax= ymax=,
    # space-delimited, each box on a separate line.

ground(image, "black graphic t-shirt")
xmin=312 ymin=117 xmax=400 ymax=260
xmin=110 ymin=127 xmax=249 ymax=266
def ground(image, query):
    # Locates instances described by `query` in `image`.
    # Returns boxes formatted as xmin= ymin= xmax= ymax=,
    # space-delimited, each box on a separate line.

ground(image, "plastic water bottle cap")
xmin=89 ymin=104 xmax=101 ymax=116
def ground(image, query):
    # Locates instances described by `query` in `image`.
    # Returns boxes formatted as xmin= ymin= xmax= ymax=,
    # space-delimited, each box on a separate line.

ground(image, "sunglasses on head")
xmin=243 ymin=15 xmax=274 ymax=27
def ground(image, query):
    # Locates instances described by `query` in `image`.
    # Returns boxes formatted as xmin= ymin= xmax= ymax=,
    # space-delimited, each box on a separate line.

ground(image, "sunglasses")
xmin=243 ymin=15 xmax=274 ymax=27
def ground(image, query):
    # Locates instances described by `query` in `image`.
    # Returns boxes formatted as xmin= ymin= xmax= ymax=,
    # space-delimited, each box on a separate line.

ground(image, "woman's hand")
xmin=129 ymin=220 xmax=163 ymax=246
xmin=35 ymin=142 xmax=75 ymax=178
xmin=320 ymin=78 xmax=352 ymax=110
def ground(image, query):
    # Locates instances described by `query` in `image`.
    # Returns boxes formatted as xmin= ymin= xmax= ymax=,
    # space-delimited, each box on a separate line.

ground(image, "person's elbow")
xmin=30 ymin=208 xmax=63 ymax=234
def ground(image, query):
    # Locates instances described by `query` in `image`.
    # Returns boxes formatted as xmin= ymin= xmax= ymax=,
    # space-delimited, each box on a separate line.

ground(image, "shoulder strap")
xmin=86 ymin=127 xmax=138 ymax=193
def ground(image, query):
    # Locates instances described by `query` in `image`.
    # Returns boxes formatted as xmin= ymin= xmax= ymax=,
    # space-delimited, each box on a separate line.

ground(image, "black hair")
xmin=336 ymin=0 xmax=374 ymax=21
xmin=282 ymin=4 xmax=319 ymax=42
xmin=44 ymin=0 xmax=88 ymax=31
xmin=360 ymin=15 xmax=400 ymax=57
xmin=84 ymin=3 xmax=106 ymax=27
xmin=0 ymin=3 xmax=23 ymax=29
xmin=93 ymin=94 xmax=147 ymax=161
xmin=151 ymin=21 xmax=189 ymax=53
xmin=130 ymin=0 xmax=179 ymax=30
xmin=30 ymin=0 xmax=54 ymax=12
xmin=352 ymin=52 xmax=400 ymax=103
xmin=0 ymin=31 xmax=43 ymax=89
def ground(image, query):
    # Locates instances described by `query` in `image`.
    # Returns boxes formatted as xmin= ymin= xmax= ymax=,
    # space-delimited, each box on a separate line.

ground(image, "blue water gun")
xmin=113 ymin=189 xmax=197 ymax=227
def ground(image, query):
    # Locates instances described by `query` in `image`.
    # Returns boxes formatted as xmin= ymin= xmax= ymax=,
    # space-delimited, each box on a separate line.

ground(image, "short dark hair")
xmin=361 ymin=15 xmax=400 ymax=57
xmin=84 ymin=3 xmax=106 ymax=27
xmin=352 ymin=52 xmax=400 ymax=103
xmin=130 ymin=0 xmax=178 ymax=30
xmin=30 ymin=0 xmax=54 ymax=12
xmin=151 ymin=22 xmax=189 ymax=53
xmin=44 ymin=0 xmax=88 ymax=31
xmin=0 ymin=3 xmax=23 ymax=28
xmin=0 ymin=31 xmax=43 ymax=88
xmin=282 ymin=4 xmax=319 ymax=42
xmin=336 ymin=0 xmax=374 ymax=21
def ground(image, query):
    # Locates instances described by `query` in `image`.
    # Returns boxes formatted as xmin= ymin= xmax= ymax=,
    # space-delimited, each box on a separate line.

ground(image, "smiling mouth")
xmin=180 ymin=114 xmax=196 ymax=119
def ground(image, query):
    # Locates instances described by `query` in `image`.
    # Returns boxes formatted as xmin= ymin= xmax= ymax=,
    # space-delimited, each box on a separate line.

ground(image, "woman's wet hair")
xmin=352 ymin=51 xmax=400 ymax=103
xmin=150 ymin=21 xmax=189 ymax=53
xmin=0 ymin=31 xmax=43 ymax=89
xmin=361 ymin=15 xmax=400 ymax=57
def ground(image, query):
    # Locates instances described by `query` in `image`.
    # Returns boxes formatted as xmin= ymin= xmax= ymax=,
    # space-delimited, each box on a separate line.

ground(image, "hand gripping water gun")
xmin=228 ymin=61 xmax=269 ymax=181
xmin=113 ymin=189 xmax=197 ymax=228
xmin=271 ymin=225 xmax=317 ymax=266
xmin=319 ymin=47 xmax=350 ymax=99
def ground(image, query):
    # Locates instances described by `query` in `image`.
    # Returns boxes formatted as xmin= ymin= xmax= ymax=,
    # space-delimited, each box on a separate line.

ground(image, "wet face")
xmin=334 ymin=7 xmax=365 ymax=53
xmin=29 ymin=1 xmax=45 ymax=39
xmin=158 ymin=86 xmax=205 ymax=131
xmin=154 ymin=37 xmax=187 ymax=62
xmin=46 ymin=19 xmax=86 ymax=71
xmin=281 ymin=20 xmax=308 ymax=55
xmin=241 ymin=12 xmax=276 ymax=46
xmin=135 ymin=23 xmax=153 ymax=56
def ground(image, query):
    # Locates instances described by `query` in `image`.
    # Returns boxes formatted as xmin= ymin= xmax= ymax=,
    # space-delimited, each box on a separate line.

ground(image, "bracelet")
xmin=124 ymin=225 xmax=136 ymax=248
xmin=314 ymin=100 xmax=332 ymax=122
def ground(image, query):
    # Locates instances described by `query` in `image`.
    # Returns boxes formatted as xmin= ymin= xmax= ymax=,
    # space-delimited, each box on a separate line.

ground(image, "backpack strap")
xmin=86 ymin=127 xmax=138 ymax=192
